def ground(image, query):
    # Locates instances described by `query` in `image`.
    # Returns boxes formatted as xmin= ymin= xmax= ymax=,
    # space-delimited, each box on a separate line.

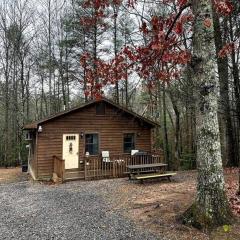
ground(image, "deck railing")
xmin=53 ymin=155 xmax=65 ymax=182
xmin=84 ymin=153 xmax=163 ymax=180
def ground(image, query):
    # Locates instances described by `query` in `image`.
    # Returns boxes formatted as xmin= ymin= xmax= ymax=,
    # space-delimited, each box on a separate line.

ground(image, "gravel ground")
xmin=0 ymin=179 xmax=161 ymax=240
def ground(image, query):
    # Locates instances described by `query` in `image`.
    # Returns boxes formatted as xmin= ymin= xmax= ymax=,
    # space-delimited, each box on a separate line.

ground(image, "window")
xmin=123 ymin=133 xmax=135 ymax=153
xmin=85 ymin=134 xmax=99 ymax=155
xmin=66 ymin=135 xmax=76 ymax=141
xmin=25 ymin=132 xmax=32 ymax=140
xmin=96 ymin=102 xmax=105 ymax=115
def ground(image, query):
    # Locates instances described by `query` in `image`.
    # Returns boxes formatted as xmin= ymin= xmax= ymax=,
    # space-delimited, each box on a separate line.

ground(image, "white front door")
xmin=62 ymin=134 xmax=79 ymax=169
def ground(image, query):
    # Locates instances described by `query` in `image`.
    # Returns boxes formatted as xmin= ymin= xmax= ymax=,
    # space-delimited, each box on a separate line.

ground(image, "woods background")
xmin=0 ymin=0 xmax=239 ymax=170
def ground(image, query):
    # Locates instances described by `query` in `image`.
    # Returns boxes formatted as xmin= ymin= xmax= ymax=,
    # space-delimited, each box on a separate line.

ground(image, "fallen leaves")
xmin=204 ymin=18 xmax=212 ymax=28
xmin=225 ymin=169 xmax=240 ymax=216
xmin=112 ymin=170 xmax=240 ymax=240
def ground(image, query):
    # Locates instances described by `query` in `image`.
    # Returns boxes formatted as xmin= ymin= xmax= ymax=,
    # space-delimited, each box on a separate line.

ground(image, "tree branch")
xmin=165 ymin=3 xmax=192 ymax=40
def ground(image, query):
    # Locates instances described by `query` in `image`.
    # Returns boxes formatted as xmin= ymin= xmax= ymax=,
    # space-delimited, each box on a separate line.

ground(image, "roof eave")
xmin=23 ymin=98 xmax=159 ymax=129
xmin=23 ymin=124 xmax=38 ymax=130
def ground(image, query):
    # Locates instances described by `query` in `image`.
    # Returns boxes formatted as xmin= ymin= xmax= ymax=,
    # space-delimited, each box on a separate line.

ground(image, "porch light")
xmin=38 ymin=125 xmax=43 ymax=133
xmin=80 ymin=132 xmax=84 ymax=139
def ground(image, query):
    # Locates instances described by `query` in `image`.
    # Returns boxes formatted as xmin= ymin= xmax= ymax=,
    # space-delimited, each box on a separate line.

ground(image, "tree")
xmin=182 ymin=0 xmax=232 ymax=228
xmin=96 ymin=0 xmax=234 ymax=228
xmin=0 ymin=0 xmax=34 ymax=166
xmin=213 ymin=8 xmax=237 ymax=167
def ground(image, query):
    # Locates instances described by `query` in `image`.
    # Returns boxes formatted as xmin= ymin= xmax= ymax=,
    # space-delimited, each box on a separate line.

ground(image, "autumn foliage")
xmin=78 ymin=0 xmax=240 ymax=218
xmin=79 ymin=0 xmax=235 ymax=97
xmin=225 ymin=168 xmax=240 ymax=216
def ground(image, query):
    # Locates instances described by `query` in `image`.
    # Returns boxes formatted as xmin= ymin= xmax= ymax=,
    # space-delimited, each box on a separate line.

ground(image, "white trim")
xmin=28 ymin=163 xmax=37 ymax=180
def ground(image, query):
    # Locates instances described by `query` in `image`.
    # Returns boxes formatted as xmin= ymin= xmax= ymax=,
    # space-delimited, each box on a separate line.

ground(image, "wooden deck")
xmin=53 ymin=153 xmax=164 ymax=182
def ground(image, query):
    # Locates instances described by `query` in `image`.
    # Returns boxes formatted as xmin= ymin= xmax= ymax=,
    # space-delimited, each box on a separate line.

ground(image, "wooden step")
xmin=65 ymin=171 xmax=84 ymax=180
xmin=65 ymin=176 xmax=85 ymax=181
xmin=65 ymin=168 xmax=83 ymax=173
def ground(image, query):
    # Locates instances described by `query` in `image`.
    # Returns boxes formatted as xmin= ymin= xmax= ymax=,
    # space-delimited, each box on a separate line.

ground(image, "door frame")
xmin=62 ymin=133 xmax=79 ymax=169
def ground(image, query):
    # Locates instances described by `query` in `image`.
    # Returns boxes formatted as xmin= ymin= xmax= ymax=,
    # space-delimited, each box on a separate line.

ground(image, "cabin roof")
xmin=24 ymin=98 xmax=158 ymax=130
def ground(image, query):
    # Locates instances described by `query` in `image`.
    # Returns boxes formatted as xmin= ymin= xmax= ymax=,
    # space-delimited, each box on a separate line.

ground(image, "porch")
xmin=53 ymin=153 xmax=164 ymax=182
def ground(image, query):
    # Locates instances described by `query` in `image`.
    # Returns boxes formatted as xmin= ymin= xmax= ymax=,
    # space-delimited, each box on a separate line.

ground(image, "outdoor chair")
xmin=131 ymin=149 xmax=139 ymax=156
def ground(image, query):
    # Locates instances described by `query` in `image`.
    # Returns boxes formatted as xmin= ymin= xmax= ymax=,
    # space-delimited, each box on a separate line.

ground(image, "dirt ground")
xmin=0 ymin=167 xmax=28 ymax=184
xmin=0 ymin=168 xmax=239 ymax=240
xmin=111 ymin=170 xmax=240 ymax=240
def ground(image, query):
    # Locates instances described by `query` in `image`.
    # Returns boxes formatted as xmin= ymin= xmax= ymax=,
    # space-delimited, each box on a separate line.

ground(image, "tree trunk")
xmin=124 ymin=26 xmax=129 ymax=108
xmin=229 ymin=17 xmax=240 ymax=194
xmin=48 ymin=0 xmax=53 ymax=114
xmin=213 ymin=11 xmax=236 ymax=167
xmin=83 ymin=31 xmax=88 ymax=103
xmin=182 ymin=0 xmax=232 ymax=228
xmin=4 ymin=49 xmax=10 ymax=167
xmin=173 ymin=103 xmax=180 ymax=170
xmin=169 ymin=91 xmax=181 ymax=170
xmin=113 ymin=6 xmax=119 ymax=104
xmin=162 ymin=83 xmax=171 ymax=169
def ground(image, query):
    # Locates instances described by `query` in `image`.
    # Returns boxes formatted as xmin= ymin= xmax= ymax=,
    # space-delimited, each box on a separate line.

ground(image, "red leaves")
xmin=121 ymin=1 xmax=192 ymax=85
xmin=162 ymin=50 xmax=191 ymax=64
xmin=127 ymin=0 xmax=136 ymax=7
xmin=123 ymin=47 xmax=137 ymax=61
xmin=157 ymin=71 xmax=170 ymax=81
xmin=113 ymin=0 xmax=123 ymax=4
xmin=225 ymin=168 xmax=240 ymax=216
xmin=151 ymin=43 xmax=164 ymax=51
xmin=83 ymin=0 xmax=112 ymax=10
xmin=140 ymin=21 xmax=148 ymax=34
xmin=226 ymin=183 xmax=240 ymax=216
xmin=81 ymin=0 xmax=123 ymax=29
xmin=214 ymin=0 xmax=234 ymax=16
xmin=203 ymin=18 xmax=212 ymax=28
xmin=175 ymin=22 xmax=183 ymax=34
xmin=151 ymin=16 xmax=160 ymax=32
xmin=218 ymin=42 xmax=235 ymax=58
xmin=84 ymin=90 xmax=90 ymax=97
xmin=177 ymin=0 xmax=188 ymax=7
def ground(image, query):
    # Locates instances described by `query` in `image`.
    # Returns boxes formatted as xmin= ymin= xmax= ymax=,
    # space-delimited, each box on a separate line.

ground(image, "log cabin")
xmin=24 ymin=98 xmax=161 ymax=182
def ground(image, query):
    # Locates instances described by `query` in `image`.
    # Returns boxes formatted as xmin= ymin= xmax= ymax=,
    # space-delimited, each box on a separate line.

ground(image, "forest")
xmin=0 ymin=0 xmax=239 ymax=169
xmin=0 ymin=0 xmax=239 ymax=229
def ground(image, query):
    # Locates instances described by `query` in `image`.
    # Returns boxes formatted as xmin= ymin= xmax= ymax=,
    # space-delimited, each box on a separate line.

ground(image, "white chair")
xmin=131 ymin=150 xmax=139 ymax=156
xmin=102 ymin=151 xmax=111 ymax=162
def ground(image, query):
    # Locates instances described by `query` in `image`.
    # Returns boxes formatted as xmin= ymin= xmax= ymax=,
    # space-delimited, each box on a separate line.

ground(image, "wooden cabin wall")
xmin=36 ymin=103 xmax=152 ymax=179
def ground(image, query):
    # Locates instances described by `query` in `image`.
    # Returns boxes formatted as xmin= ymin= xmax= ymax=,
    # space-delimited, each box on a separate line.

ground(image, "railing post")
xmin=52 ymin=155 xmax=65 ymax=184
xmin=61 ymin=160 xmax=65 ymax=183
xmin=84 ymin=158 xmax=87 ymax=180
xmin=113 ymin=161 xmax=115 ymax=178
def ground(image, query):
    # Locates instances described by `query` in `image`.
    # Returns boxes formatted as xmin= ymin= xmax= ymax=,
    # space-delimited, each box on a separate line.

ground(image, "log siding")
xmin=35 ymin=102 xmax=154 ymax=179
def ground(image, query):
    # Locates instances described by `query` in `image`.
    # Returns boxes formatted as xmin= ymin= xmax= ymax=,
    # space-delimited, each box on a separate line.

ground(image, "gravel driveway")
xmin=0 ymin=179 xmax=160 ymax=240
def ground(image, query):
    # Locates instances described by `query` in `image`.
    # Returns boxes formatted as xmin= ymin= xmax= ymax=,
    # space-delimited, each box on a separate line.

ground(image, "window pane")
xmin=86 ymin=134 xmax=93 ymax=144
xmin=85 ymin=134 xmax=99 ymax=155
xmin=124 ymin=143 xmax=133 ymax=153
xmin=124 ymin=137 xmax=132 ymax=143
xmin=88 ymin=145 xmax=93 ymax=155
xmin=123 ymin=133 xmax=135 ymax=153
xmin=92 ymin=134 xmax=98 ymax=144
xmin=92 ymin=144 xmax=98 ymax=155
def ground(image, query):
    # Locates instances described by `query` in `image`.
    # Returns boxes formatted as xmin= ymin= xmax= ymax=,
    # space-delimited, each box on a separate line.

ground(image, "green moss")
xmin=180 ymin=203 xmax=212 ymax=229
xmin=180 ymin=201 xmax=233 ymax=230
